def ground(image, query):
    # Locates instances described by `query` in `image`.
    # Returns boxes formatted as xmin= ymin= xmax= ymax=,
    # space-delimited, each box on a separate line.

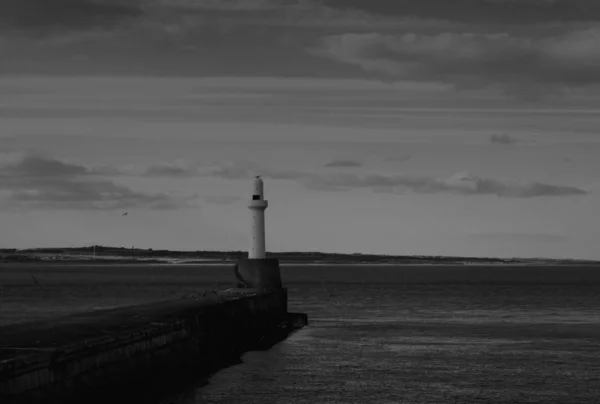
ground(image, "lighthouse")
xmin=234 ymin=176 xmax=283 ymax=291
xmin=248 ymin=176 xmax=268 ymax=259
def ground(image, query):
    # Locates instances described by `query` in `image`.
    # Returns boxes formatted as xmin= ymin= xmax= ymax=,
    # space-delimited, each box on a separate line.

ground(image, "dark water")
xmin=160 ymin=265 xmax=600 ymax=404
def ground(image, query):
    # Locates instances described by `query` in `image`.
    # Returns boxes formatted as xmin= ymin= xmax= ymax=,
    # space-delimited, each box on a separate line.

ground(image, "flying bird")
xmin=122 ymin=212 xmax=128 ymax=216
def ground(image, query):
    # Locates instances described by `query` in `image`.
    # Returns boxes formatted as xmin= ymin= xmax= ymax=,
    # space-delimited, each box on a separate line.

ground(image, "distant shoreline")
xmin=1 ymin=247 xmax=598 ymax=266
xmin=1 ymin=259 xmax=598 ymax=267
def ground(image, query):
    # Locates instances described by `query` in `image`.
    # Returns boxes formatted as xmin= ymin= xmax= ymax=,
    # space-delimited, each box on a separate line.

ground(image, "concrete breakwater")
xmin=0 ymin=288 xmax=308 ymax=404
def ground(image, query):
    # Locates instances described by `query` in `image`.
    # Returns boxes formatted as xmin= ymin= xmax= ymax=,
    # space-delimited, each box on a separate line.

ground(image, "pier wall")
xmin=0 ymin=288 xmax=305 ymax=404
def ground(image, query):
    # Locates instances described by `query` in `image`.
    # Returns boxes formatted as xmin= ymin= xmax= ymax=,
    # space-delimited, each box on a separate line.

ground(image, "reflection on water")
xmin=158 ymin=266 xmax=600 ymax=404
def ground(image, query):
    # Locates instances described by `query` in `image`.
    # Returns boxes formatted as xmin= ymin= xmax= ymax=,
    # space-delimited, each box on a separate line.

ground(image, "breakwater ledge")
xmin=0 ymin=262 xmax=308 ymax=404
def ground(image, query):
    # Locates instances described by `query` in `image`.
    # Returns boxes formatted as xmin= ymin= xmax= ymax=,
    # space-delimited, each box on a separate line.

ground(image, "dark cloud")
xmin=0 ymin=0 xmax=380 ymax=38
xmin=6 ymin=180 xmax=193 ymax=211
xmin=0 ymin=0 xmax=460 ymax=78
xmin=312 ymin=28 xmax=600 ymax=97
xmin=0 ymin=153 xmax=196 ymax=210
xmin=320 ymin=0 xmax=600 ymax=24
xmin=490 ymin=133 xmax=518 ymax=145
xmin=1 ymin=0 xmax=599 ymax=101
xmin=324 ymin=159 xmax=362 ymax=168
xmin=0 ymin=0 xmax=143 ymax=33
xmin=0 ymin=152 xmax=123 ymax=177
xmin=2 ymin=153 xmax=91 ymax=177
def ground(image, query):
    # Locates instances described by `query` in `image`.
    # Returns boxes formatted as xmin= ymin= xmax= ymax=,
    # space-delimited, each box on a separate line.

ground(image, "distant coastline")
xmin=1 ymin=247 xmax=598 ymax=266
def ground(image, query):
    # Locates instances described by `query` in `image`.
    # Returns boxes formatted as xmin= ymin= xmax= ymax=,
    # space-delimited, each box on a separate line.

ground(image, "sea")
xmin=154 ymin=264 xmax=600 ymax=404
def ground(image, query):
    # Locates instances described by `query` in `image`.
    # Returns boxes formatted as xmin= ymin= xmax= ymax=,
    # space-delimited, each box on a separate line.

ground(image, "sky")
xmin=1 ymin=0 xmax=599 ymax=259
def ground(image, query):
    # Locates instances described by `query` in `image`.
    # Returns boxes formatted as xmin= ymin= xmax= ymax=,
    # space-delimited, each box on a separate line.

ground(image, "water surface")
xmin=161 ymin=265 xmax=600 ymax=404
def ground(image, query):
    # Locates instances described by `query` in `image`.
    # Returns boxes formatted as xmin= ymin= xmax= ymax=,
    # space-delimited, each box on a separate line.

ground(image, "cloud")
xmin=142 ymin=0 xmax=408 ymax=28
xmin=0 ymin=0 xmax=492 ymax=77
xmin=143 ymin=162 xmax=200 ymax=178
xmin=0 ymin=0 xmax=143 ymax=33
xmin=1 ymin=0 xmax=599 ymax=102
xmin=149 ymin=0 xmax=293 ymax=12
xmin=311 ymin=28 xmax=600 ymax=97
xmin=6 ymin=181 xmax=195 ymax=211
xmin=28 ymin=155 xmax=583 ymax=204
xmin=0 ymin=153 xmax=196 ymax=210
xmin=5 ymin=0 xmax=599 ymax=38
xmin=324 ymin=158 xmax=362 ymax=168
xmin=0 ymin=0 xmax=395 ymax=41
xmin=307 ymin=170 xmax=588 ymax=197
xmin=143 ymin=161 xmax=253 ymax=179
xmin=158 ymin=159 xmax=588 ymax=198
xmin=317 ymin=170 xmax=588 ymax=198
xmin=320 ymin=0 xmax=600 ymax=24
xmin=142 ymin=159 xmax=304 ymax=181
xmin=200 ymin=160 xmax=304 ymax=180
xmin=0 ymin=152 xmax=118 ymax=177
xmin=490 ymin=133 xmax=518 ymax=145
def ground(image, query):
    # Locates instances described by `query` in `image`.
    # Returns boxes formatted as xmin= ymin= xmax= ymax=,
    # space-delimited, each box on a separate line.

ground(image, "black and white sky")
xmin=1 ymin=0 xmax=599 ymax=259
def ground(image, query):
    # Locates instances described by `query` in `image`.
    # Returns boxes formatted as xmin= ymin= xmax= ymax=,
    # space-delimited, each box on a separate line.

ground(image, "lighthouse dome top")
xmin=252 ymin=176 xmax=264 ymax=199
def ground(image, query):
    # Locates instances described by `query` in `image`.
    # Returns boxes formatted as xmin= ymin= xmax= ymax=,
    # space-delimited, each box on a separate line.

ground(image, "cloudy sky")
xmin=1 ymin=0 xmax=599 ymax=259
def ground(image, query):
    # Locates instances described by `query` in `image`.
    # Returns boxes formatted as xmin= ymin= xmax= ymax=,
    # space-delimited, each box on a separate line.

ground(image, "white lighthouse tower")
xmin=235 ymin=176 xmax=282 ymax=291
xmin=248 ymin=176 xmax=268 ymax=259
